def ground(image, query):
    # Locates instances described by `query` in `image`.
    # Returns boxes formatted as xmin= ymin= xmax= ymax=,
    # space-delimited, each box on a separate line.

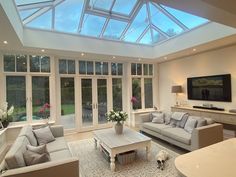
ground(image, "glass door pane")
xmin=60 ymin=78 xmax=75 ymax=129
xmin=6 ymin=76 xmax=26 ymax=122
xmin=112 ymin=78 xmax=122 ymax=111
xmin=81 ymin=79 xmax=93 ymax=126
xmin=32 ymin=76 xmax=50 ymax=120
xmin=132 ymin=78 xmax=141 ymax=109
xmin=97 ymin=79 xmax=107 ymax=124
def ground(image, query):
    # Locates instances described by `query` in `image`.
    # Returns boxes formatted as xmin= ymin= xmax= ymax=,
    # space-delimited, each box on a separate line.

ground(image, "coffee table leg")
xmin=94 ymin=138 xmax=97 ymax=149
xmin=110 ymin=153 xmax=115 ymax=172
xmin=146 ymin=143 xmax=151 ymax=161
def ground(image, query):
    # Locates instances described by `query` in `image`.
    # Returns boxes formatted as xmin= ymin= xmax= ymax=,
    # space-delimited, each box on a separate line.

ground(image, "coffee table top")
xmin=93 ymin=127 xmax=151 ymax=149
xmin=175 ymin=138 xmax=236 ymax=177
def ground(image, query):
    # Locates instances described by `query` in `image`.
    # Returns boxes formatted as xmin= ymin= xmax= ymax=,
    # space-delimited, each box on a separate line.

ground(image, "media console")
xmin=193 ymin=106 xmax=225 ymax=111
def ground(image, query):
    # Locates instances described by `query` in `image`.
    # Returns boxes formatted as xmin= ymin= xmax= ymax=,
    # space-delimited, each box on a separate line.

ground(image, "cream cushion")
xmin=142 ymin=122 xmax=172 ymax=133
xmin=18 ymin=125 xmax=38 ymax=146
xmin=23 ymin=150 xmax=50 ymax=166
xmin=5 ymin=136 xmax=30 ymax=169
xmin=46 ymin=137 xmax=68 ymax=153
xmin=151 ymin=113 xmax=165 ymax=124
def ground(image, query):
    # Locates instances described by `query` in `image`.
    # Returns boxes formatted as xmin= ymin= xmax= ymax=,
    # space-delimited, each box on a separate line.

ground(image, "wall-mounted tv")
xmin=187 ymin=74 xmax=231 ymax=102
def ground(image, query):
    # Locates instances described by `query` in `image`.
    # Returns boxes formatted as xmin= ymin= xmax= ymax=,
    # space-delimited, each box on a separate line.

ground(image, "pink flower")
xmin=131 ymin=96 xmax=138 ymax=104
xmin=43 ymin=103 xmax=51 ymax=109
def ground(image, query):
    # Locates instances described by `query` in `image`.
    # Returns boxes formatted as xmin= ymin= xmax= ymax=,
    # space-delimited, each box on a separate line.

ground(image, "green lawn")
xmin=61 ymin=104 xmax=75 ymax=115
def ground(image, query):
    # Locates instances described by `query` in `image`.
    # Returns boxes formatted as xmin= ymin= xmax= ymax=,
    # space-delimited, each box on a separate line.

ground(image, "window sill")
xmin=7 ymin=121 xmax=55 ymax=129
xmin=131 ymin=109 xmax=157 ymax=114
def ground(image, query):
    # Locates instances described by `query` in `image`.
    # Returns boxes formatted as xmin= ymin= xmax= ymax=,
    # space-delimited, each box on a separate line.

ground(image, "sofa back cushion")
xmin=151 ymin=113 xmax=164 ymax=124
xmin=5 ymin=136 xmax=30 ymax=169
xmin=184 ymin=117 xmax=197 ymax=133
xmin=18 ymin=125 xmax=38 ymax=146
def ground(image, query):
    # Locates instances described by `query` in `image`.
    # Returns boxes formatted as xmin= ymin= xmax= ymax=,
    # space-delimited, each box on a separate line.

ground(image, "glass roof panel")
xmin=80 ymin=14 xmax=106 ymax=37
xmin=139 ymin=29 xmax=152 ymax=45
xmin=123 ymin=4 xmax=148 ymax=42
xmin=161 ymin=5 xmax=209 ymax=29
xmin=16 ymin=0 xmax=53 ymax=6
xmin=19 ymin=8 xmax=39 ymax=20
xmin=149 ymin=3 xmax=184 ymax=37
xmin=112 ymin=0 xmax=137 ymax=16
xmin=103 ymin=19 xmax=127 ymax=39
xmin=89 ymin=0 xmax=113 ymax=11
xmin=55 ymin=0 xmax=84 ymax=33
xmin=152 ymin=29 xmax=166 ymax=43
xmin=26 ymin=10 xmax=52 ymax=29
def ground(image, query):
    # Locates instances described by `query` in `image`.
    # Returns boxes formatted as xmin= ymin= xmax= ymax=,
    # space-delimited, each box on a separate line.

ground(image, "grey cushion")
xmin=23 ymin=150 xmax=50 ymax=166
xmin=184 ymin=117 xmax=197 ymax=133
xmin=190 ymin=116 xmax=207 ymax=127
xmin=164 ymin=113 xmax=171 ymax=125
xmin=142 ymin=122 xmax=172 ymax=133
xmin=204 ymin=117 xmax=215 ymax=125
xmin=161 ymin=127 xmax=191 ymax=145
xmin=46 ymin=137 xmax=68 ymax=153
xmin=5 ymin=136 xmax=30 ymax=169
xmin=18 ymin=125 xmax=38 ymax=146
xmin=33 ymin=126 xmax=55 ymax=145
xmin=151 ymin=113 xmax=164 ymax=124
xmin=176 ymin=114 xmax=189 ymax=128
xmin=169 ymin=119 xmax=178 ymax=127
xmin=50 ymin=149 xmax=72 ymax=161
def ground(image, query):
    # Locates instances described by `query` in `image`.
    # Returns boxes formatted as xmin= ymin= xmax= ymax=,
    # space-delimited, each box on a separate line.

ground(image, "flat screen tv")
xmin=187 ymin=74 xmax=231 ymax=102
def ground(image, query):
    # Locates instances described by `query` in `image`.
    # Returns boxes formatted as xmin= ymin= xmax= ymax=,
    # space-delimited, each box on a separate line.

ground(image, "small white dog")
xmin=155 ymin=150 xmax=169 ymax=170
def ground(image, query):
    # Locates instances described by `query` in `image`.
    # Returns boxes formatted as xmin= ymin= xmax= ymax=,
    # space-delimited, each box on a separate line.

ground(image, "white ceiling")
xmin=1 ymin=0 xmax=236 ymax=62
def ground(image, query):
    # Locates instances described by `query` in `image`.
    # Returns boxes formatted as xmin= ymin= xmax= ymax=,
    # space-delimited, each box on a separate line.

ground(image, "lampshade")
xmin=171 ymin=85 xmax=182 ymax=93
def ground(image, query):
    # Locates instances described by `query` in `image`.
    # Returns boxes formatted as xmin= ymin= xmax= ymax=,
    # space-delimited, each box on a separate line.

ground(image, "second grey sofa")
xmin=140 ymin=112 xmax=223 ymax=151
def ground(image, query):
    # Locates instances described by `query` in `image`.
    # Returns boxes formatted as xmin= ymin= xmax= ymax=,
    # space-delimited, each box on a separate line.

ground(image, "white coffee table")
xmin=93 ymin=127 xmax=151 ymax=171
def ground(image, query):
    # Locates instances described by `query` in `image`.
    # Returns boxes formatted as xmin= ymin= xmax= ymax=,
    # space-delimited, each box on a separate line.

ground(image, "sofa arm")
xmin=139 ymin=113 xmax=151 ymax=123
xmin=50 ymin=125 xmax=64 ymax=138
xmin=2 ymin=157 xmax=79 ymax=177
xmin=191 ymin=123 xmax=223 ymax=151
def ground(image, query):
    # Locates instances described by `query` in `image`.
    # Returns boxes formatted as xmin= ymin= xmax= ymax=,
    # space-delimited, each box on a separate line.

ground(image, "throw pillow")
xmin=151 ymin=113 xmax=164 ymax=124
xmin=27 ymin=144 xmax=50 ymax=156
xmin=23 ymin=150 xmax=50 ymax=166
xmin=169 ymin=119 xmax=177 ymax=127
xmin=176 ymin=114 xmax=189 ymax=128
xmin=184 ymin=117 xmax=197 ymax=133
xmin=33 ymin=126 xmax=55 ymax=145
xmin=164 ymin=113 xmax=171 ymax=125
xmin=190 ymin=116 xmax=207 ymax=127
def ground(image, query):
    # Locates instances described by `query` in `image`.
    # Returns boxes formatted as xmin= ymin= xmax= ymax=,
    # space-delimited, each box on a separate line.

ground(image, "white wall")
xmin=159 ymin=44 xmax=236 ymax=112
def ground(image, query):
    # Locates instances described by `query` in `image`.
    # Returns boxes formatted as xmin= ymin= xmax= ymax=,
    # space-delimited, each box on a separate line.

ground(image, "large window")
xmin=131 ymin=63 xmax=154 ymax=109
xmin=112 ymin=78 xmax=122 ymax=111
xmin=59 ymin=59 xmax=76 ymax=74
xmin=4 ymin=54 xmax=51 ymax=123
xmin=60 ymin=78 xmax=75 ymax=129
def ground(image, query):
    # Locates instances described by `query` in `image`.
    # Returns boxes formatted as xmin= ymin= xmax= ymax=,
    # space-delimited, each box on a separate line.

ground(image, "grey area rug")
xmin=68 ymin=139 xmax=180 ymax=177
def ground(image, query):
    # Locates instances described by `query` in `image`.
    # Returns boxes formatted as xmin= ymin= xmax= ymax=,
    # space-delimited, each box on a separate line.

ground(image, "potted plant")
xmin=131 ymin=96 xmax=139 ymax=110
xmin=39 ymin=103 xmax=51 ymax=124
xmin=106 ymin=110 xmax=128 ymax=134
xmin=0 ymin=102 xmax=14 ymax=128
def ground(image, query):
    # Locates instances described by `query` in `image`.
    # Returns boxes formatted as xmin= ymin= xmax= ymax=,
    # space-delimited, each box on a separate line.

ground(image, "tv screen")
xmin=187 ymin=74 xmax=231 ymax=102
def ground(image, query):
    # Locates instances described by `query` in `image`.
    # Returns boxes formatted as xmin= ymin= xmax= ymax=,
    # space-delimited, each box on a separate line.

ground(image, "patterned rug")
xmin=68 ymin=139 xmax=180 ymax=177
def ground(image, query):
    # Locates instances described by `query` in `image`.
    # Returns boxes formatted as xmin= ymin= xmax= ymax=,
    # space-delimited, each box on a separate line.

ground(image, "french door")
xmin=6 ymin=75 xmax=50 ymax=122
xmin=80 ymin=77 xmax=109 ymax=129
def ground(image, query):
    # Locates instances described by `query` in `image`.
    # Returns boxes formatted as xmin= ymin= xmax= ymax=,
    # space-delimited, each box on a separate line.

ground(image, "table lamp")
xmin=171 ymin=85 xmax=182 ymax=106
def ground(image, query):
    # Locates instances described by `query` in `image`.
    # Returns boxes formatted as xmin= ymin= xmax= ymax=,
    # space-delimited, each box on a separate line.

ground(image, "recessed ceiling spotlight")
xmin=3 ymin=41 xmax=8 ymax=44
xmin=164 ymin=56 xmax=168 ymax=60
xmin=112 ymin=56 xmax=116 ymax=59
xmin=193 ymin=48 xmax=197 ymax=52
xmin=41 ymin=49 xmax=45 ymax=52
xmin=81 ymin=53 xmax=85 ymax=56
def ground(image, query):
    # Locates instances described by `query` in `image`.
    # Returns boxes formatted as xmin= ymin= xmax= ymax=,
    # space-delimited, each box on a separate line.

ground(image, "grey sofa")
xmin=1 ymin=125 xmax=79 ymax=177
xmin=140 ymin=112 xmax=223 ymax=151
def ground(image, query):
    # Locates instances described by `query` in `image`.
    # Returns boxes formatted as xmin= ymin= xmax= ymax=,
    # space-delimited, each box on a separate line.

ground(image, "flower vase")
xmin=115 ymin=122 xmax=123 ymax=134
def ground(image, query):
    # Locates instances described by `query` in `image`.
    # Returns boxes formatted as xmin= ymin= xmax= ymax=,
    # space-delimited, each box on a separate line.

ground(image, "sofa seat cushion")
xmin=142 ymin=122 xmax=172 ymax=133
xmin=18 ymin=125 xmax=38 ymax=146
xmin=46 ymin=137 xmax=68 ymax=153
xmin=161 ymin=128 xmax=191 ymax=145
xmin=50 ymin=149 xmax=72 ymax=161
xmin=5 ymin=136 xmax=30 ymax=169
